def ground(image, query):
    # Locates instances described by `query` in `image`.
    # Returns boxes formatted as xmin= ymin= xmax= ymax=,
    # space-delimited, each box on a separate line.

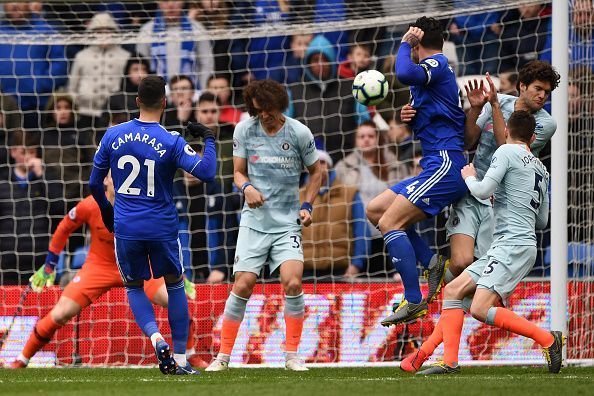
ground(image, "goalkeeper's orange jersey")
xmin=49 ymin=195 xmax=115 ymax=266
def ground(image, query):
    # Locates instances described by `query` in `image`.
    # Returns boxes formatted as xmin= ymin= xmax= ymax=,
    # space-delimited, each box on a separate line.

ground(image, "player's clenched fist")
xmin=400 ymin=104 xmax=417 ymax=123
xmin=461 ymin=163 xmax=477 ymax=180
xmin=402 ymin=26 xmax=424 ymax=47
xmin=244 ymin=184 xmax=265 ymax=209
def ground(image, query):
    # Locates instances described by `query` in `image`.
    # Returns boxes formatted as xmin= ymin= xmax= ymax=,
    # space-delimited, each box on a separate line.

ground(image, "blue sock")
xmin=126 ymin=285 xmax=159 ymax=337
xmin=406 ymin=228 xmax=434 ymax=269
xmin=166 ymin=279 xmax=189 ymax=356
xmin=384 ymin=230 xmax=422 ymax=303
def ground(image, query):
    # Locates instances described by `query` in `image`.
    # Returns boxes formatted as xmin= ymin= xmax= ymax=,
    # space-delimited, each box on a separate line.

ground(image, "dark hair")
xmin=518 ymin=61 xmax=561 ymax=92
xmin=207 ymin=73 xmax=231 ymax=85
xmin=11 ymin=129 xmax=40 ymax=148
xmin=243 ymin=79 xmax=289 ymax=116
xmin=198 ymin=91 xmax=220 ymax=106
xmin=169 ymin=75 xmax=195 ymax=90
xmin=138 ymin=75 xmax=166 ymax=109
xmin=410 ymin=16 xmax=445 ymax=50
xmin=350 ymin=42 xmax=372 ymax=55
xmin=505 ymin=71 xmax=519 ymax=87
xmin=507 ymin=110 xmax=536 ymax=143
xmin=358 ymin=120 xmax=378 ymax=133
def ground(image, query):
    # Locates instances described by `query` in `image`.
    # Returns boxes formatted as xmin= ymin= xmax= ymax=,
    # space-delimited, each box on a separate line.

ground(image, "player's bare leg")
xmin=206 ymin=271 xmax=257 ymax=372
xmin=447 ymin=234 xmax=476 ymax=281
xmin=366 ymin=189 xmax=397 ymax=226
xmin=377 ymin=195 xmax=430 ymax=326
xmin=7 ymin=296 xmax=81 ymax=369
xmin=279 ymin=260 xmax=308 ymax=371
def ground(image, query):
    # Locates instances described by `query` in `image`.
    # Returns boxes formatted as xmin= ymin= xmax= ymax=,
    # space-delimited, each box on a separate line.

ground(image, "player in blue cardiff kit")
xmin=366 ymin=17 xmax=467 ymax=325
xmin=89 ymin=76 xmax=217 ymax=375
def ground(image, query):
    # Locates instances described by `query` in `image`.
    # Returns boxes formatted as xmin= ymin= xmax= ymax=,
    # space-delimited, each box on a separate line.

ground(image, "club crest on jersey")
xmin=233 ymin=138 xmax=239 ymax=150
xmin=281 ymin=142 xmax=290 ymax=151
xmin=425 ymin=58 xmax=439 ymax=68
xmin=184 ymin=144 xmax=196 ymax=156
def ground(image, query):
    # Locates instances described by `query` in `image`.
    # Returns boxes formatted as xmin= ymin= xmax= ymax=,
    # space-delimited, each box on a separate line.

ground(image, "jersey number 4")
xmin=118 ymin=155 xmax=155 ymax=197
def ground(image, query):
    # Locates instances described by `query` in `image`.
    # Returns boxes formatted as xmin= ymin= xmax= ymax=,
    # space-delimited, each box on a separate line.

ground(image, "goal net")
xmin=0 ymin=0 xmax=591 ymax=368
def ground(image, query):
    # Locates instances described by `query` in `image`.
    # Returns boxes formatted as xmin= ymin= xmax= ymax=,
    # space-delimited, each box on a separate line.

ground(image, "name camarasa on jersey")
xmin=249 ymin=154 xmax=298 ymax=168
xmin=111 ymin=132 xmax=167 ymax=157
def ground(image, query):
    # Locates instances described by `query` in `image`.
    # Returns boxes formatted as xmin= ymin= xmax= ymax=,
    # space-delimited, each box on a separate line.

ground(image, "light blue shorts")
xmin=446 ymin=192 xmax=494 ymax=258
xmin=465 ymin=244 xmax=537 ymax=305
xmin=233 ymin=226 xmax=303 ymax=277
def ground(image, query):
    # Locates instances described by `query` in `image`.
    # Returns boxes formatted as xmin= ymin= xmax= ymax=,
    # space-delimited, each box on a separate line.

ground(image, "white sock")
xmin=174 ymin=353 xmax=187 ymax=366
xmin=185 ymin=348 xmax=196 ymax=356
xmin=286 ymin=352 xmax=298 ymax=361
xmin=17 ymin=353 xmax=29 ymax=365
xmin=150 ymin=332 xmax=164 ymax=349
xmin=216 ymin=353 xmax=230 ymax=363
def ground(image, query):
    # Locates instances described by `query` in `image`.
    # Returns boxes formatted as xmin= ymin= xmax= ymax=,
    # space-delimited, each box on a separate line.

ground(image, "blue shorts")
xmin=114 ymin=238 xmax=184 ymax=282
xmin=390 ymin=150 xmax=467 ymax=216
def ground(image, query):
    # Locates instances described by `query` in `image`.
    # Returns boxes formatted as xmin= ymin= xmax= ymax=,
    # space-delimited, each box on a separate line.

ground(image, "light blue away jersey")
xmin=233 ymin=116 xmax=318 ymax=233
xmin=484 ymin=144 xmax=549 ymax=246
xmin=473 ymin=94 xmax=557 ymax=179
xmin=93 ymin=119 xmax=213 ymax=240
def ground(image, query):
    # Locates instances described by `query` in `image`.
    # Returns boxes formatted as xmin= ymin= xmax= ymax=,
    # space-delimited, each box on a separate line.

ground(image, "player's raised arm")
xmin=485 ymin=74 xmax=506 ymax=147
xmin=464 ymin=78 xmax=490 ymax=149
xmin=175 ymin=122 xmax=217 ymax=182
xmin=395 ymin=27 xmax=428 ymax=86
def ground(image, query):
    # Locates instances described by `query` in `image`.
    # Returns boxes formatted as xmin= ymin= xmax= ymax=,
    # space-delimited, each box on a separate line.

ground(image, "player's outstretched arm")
xmin=462 ymin=163 xmax=501 ymax=200
xmin=485 ymin=73 xmax=506 ymax=147
xmin=464 ymin=78 xmax=489 ymax=149
xmin=300 ymin=160 xmax=323 ymax=227
xmin=395 ymin=27 xmax=429 ymax=86
xmin=181 ymin=122 xmax=217 ymax=182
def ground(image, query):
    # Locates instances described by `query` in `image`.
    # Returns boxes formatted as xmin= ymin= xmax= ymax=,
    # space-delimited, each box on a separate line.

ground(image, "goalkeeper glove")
xmin=183 ymin=276 xmax=196 ymax=300
xmin=186 ymin=121 xmax=215 ymax=141
xmin=100 ymin=204 xmax=114 ymax=233
xmin=30 ymin=251 xmax=58 ymax=293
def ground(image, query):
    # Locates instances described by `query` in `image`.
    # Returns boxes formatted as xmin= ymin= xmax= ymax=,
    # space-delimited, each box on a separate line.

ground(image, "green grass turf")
xmin=1 ymin=366 xmax=593 ymax=396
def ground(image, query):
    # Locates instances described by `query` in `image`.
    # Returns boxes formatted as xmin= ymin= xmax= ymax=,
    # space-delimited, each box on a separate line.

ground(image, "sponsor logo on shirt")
xmin=249 ymin=155 xmax=298 ymax=168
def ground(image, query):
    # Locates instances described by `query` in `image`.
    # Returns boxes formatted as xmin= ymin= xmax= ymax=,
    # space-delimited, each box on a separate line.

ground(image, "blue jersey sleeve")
xmin=395 ymin=42 xmax=428 ymax=86
xmin=173 ymin=136 xmax=217 ymax=182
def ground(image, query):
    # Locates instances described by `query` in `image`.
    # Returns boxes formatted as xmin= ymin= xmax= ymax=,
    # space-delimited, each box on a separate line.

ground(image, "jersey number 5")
xmin=530 ymin=172 xmax=544 ymax=210
xmin=117 ymin=155 xmax=156 ymax=197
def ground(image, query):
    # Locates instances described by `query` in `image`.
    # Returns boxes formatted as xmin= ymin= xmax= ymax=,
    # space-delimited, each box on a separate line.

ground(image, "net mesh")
xmin=0 ymin=0 xmax=591 ymax=367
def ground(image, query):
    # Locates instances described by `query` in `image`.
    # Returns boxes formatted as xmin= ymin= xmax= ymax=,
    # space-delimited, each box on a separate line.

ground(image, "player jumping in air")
xmin=89 ymin=75 xmax=216 ymax=375
xmin=366 ymin=17 xmax=467 ymax=325
xmin=205 ymin=79 xmax=322 ymax=372
xmin=3 ymin=173 xmax=203 ymax=369
xmin=402 ymin=110 xmax=564 ymax=375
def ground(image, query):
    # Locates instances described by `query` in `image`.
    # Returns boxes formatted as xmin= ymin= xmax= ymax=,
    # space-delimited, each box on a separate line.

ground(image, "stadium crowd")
xmin=0 ymin=1 xmax=592 ymax=285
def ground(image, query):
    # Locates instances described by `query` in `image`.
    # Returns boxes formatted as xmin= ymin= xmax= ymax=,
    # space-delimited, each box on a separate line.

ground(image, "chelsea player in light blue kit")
xmin=89 ymin=76 xmax=217 ymax=375
xmin=366 ymin=17 xmax=467 ymax=326
xmin=406 ymin=110 xmax=564 ymax=375
xmin=444 ymin=61 xmax=560 ymax=286
xmin=206 ymin=80 xmax=322 ymax=372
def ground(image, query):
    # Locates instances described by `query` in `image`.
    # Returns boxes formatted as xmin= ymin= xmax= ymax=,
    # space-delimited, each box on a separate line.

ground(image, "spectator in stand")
xmin=0 ymin=92 xmax=21 ymax=173
xmin=163 ymin=75 xmax=197 ymax=130
xmin=300 ymin=147 xmax=368 ymax=277
xmin=195 ymin=91 xmax=235 ymax=193
xmin=188 ymin=1 xmax=233 ymax=74
xmin=0 ymin=129 xmax=64 ymax=285
xmin=67 ymin=13 xmax=130 ymax=129
xmin=498 ymin=71 xmax=519 ymax=95
xmin=337 ymin=43 xmax=372 ymax=79
xmin=288 ymin=35 xmax=370 ymax=164
xmin=335 ymin=121 xmax=410 ymax=277
xmin=40 ymin=93 xmax=94 ymax=204
xmin=285 ymin=34 xmax=313 ymax=84
xmin=137 ymin=1 xmax=214 ymax=90
xmin=206 ymin=74 xmax=241 ymax=126
xmin=448 ymin=6 xmax=502 ymax=75
xmin=386 ymin=110 xmax=415 ymax=163
xmin=499 ymin=4 xmax=551 ymax=72
xmin=0 ymin=3 xmax=67 ymax=128
xmin=104 ymin=55 xmax=150 ymax=124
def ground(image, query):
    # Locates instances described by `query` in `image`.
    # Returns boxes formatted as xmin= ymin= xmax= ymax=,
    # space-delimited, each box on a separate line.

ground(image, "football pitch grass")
xmin=1 ymin=366 xmax=594 ymax=396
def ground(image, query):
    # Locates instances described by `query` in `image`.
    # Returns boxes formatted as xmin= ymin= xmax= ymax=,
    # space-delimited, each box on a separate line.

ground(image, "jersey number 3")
xmin=117 ymin=155 xmax=156 ymax=197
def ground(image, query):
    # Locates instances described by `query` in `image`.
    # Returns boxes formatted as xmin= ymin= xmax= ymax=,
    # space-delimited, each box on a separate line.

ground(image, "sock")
xmin=126 ymin=285 xmax=159 ymax=339
xmin=441 ymin=300 xmax=464 ymax=368
xmin=21 ymin=314 xmax=63 ymax=361
xmin=284 ymin=292 xmax=305 ymax=354
xmin=384 ymin=230 xmax=422 ymax=303
xmin=174 ymin=353 xmax=187 ymax=366
xmin=406 ymin=228 xmax=434 ymax=269
xmin=420 ymin=319 xmax=443 ymax=356
xmin=166 ymin=279 xmax=189 ymax=356
xmin=445 ymin=268 xmax=456 ymax=283
xmin=186 ymin=318 xmax=195 ymax=352
xmin=150 ymin=332 xmax=164 ymax=349
xmin=219 ymin=292 xmax=248 ymax=356
xmin=489 ymin=307 xmax=554 ymax=347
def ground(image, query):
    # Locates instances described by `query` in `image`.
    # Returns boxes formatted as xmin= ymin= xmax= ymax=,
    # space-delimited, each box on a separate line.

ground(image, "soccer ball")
xmin=352 ymin=70 xmax=389 ymax=106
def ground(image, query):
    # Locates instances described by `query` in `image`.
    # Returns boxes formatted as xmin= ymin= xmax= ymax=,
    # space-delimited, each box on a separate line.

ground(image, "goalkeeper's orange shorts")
xmin=61 ymin=260 xmax=164 ymax=308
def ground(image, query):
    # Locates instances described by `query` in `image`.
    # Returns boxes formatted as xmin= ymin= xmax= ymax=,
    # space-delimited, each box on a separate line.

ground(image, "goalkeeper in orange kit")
xmin=3 ymin=173 xmax=205 ymax=369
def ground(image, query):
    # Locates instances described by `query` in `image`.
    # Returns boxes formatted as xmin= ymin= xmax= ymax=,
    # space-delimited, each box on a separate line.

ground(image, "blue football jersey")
xmin=93 ymin=119 xmax=210 ymax=240
xmin=405 ymin=54 xmax=466 ymax=154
